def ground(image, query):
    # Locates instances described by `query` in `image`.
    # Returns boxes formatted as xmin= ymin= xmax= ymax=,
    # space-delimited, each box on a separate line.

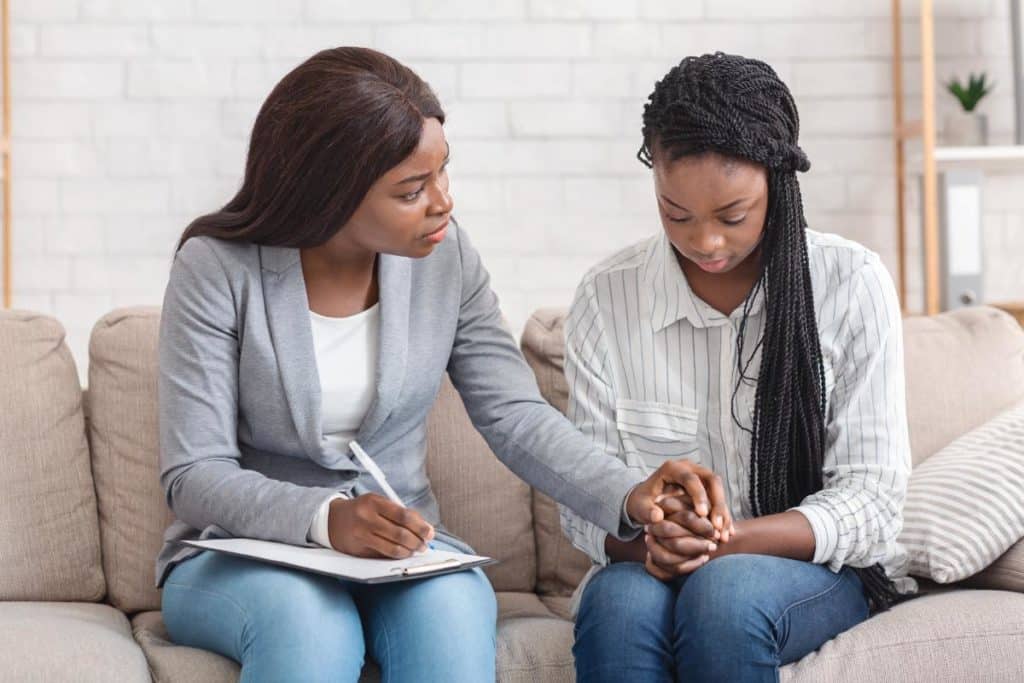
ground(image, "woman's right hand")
xmin=327 ymin=494 xmax=435 ymax=559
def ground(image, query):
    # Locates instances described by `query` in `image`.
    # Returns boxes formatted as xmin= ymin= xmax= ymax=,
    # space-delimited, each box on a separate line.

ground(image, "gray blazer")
xmin=155 ymin=223 xmax=639 ymax=587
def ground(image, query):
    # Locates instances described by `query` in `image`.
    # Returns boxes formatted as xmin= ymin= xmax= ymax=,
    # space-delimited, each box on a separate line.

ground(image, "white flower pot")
xmin=942 ymin=111 xmax=989 ymax=146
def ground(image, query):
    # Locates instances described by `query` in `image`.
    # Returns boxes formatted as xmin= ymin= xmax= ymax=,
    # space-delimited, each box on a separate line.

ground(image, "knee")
xmin=423 ymin=569 xmax=496 ymax=622
xmin=403 ymin=569 xmax=497 ymax=646
xmin=676 ymin=554 xmax=774 ymax=645
xmin=244 ymin=570 xmax=365 ymax=673
xmin=577 ymin=563 xmax=675 ymax=635
xmin=372 ymin=569 xmax=496 ymax=680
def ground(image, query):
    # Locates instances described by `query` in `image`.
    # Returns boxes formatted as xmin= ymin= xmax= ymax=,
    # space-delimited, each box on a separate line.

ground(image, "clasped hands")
xmin=625 ymin=460 xmax=735 ymax=580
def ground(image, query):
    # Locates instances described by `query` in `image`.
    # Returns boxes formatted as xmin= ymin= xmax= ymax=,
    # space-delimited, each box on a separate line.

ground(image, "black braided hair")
xmin=638 ymin=53 xmax=899 ymax=613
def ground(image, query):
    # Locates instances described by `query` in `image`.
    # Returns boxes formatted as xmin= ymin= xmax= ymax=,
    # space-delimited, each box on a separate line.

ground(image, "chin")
xmin=407 ymin=242 xmax=439 ymax=259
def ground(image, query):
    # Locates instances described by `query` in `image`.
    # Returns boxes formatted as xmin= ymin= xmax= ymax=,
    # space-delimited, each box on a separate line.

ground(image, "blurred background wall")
xmin=10 ymin=0 xmax=1024 ymax=368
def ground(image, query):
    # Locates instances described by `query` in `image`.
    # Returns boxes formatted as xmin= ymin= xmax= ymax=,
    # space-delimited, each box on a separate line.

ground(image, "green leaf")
xmin=945 ymin=72 xmax=993 ymax=112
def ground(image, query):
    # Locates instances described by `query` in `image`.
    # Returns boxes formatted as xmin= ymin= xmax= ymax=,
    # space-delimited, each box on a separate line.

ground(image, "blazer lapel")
xmin=355 ymin=253 xmax=410 ymax=444
xmin=260 ymin=244 xmax=323 ymax=459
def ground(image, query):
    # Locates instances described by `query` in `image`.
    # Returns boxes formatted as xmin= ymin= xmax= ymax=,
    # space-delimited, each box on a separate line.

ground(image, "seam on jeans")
xmin=770 ymin=571 xmax=851 ymax=631
xmin=365 ymin=596 xmax=394 ymax=683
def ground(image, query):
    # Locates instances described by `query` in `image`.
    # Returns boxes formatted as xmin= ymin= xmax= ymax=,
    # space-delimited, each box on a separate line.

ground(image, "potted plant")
xmin=943 ymin=72 xmax=993 ymax=146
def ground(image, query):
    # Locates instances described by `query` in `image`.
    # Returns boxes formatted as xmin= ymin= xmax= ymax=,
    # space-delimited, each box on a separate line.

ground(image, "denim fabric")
xmin=573 ymin=553 xmax=869 ymax=682
xmin=162 ymin=541 xmax=497 ymax=683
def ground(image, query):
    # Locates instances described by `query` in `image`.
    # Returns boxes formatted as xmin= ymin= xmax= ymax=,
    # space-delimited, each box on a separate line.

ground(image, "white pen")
xmin=349 ymin=440 xmax=406 ymax=508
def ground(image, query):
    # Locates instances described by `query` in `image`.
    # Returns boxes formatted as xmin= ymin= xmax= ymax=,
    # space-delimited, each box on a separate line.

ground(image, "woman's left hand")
xmin=643 ymin=517 xmax=718 ymax=580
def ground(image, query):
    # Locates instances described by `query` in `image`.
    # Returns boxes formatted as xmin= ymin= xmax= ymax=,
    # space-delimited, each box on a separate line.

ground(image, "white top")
xmin=560 ymin=229 xmax=913 ymax=591
xmin=306 ymin=302 xmax=381 ymax=548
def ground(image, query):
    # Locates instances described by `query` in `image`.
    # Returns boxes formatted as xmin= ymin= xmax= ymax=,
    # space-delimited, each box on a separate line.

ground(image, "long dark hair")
xmin=177 ymin=47 xmax=445 ymax=251
xmin=638 ymin=53 xmax=899 ymax=613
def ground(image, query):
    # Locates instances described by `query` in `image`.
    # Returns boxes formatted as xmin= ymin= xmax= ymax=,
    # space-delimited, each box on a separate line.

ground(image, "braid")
xmin=639 ymin=53 xmax=899 ymax=613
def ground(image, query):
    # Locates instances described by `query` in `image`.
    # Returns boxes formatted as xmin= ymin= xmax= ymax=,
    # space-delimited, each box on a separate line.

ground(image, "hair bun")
xmin=763 ymin=138 xmax=811 ymax=174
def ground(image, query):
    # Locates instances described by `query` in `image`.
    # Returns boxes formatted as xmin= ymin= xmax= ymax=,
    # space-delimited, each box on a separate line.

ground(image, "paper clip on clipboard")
xmin=391 ymin=557 xmax=462 ymax=577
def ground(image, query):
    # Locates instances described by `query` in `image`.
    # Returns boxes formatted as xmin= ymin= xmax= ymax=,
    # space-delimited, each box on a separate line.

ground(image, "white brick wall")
xmin=8 ymin=0 xmax=1024 ymax=377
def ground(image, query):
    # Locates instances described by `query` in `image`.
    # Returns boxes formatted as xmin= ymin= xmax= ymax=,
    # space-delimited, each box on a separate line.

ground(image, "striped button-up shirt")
xmin=560 ymin=229 xmax=913 ymax=586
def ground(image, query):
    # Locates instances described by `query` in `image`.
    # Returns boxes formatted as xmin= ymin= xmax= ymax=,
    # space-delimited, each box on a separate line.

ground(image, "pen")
xmin=349 ymin=441 xmax=405 ymax=507
xmin=349 ymin=441 xmax=436 ymax=551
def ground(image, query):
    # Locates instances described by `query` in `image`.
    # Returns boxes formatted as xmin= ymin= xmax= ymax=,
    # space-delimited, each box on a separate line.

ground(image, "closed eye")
xmin=663 ymin=208 xmax=691 ymax=223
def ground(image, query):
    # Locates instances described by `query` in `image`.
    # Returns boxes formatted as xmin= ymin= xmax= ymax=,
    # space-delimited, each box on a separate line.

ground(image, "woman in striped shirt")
xmin=564 ymin=53 xmax=914 ymax=682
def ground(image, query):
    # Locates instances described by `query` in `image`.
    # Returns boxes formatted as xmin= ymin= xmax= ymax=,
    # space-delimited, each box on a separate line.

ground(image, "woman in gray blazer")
xmin=156 ymin=47 xmax=721 ymax=682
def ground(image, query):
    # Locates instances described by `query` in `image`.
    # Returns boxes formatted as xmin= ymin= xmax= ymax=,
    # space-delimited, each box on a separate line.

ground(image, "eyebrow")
xmin=659 ymin=194 xmax=751 ymax=213
xmin=395 ymin=145 xmax=451 ymax=185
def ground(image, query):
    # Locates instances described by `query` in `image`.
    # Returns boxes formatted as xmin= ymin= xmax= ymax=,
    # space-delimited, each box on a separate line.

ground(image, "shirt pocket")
xmin=615 ymin=398 xmax=701 ymax=461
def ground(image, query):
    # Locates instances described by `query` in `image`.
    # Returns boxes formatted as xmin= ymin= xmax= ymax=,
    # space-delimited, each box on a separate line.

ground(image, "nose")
xmin=692 ymin=226 xmax=725 ymax=257
xmin=428 ymin=177 xmax=454 ymax=216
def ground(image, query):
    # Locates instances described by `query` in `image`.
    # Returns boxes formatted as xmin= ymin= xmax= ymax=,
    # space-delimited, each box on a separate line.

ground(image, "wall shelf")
xmin=933 ymin=145 xmax=1024 ymax=170
xmin=907 ymin=145 xmax=1024 ymax=172
xmin=891 ymin=0 xmax=1024 ymax=316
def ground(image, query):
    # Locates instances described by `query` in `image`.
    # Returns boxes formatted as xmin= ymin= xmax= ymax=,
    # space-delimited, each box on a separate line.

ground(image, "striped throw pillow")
xmin=899 ymin=400 xmax=1024 ymax=584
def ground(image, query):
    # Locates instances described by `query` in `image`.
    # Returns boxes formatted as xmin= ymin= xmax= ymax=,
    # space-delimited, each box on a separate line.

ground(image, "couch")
xmin=2 ymin=304 xmax=1024 ymax=682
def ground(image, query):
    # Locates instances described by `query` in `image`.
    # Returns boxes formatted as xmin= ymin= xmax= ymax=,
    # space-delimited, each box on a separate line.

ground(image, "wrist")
xmin=605 ymin=534 xmax=646 ymax=564
xmin=709 ymin=519 xmax=746 ymax=560
xmin=326 ymin=497 xmax=354 ymax=549
xmin=623 ymin=483 xmax=643 ymax=527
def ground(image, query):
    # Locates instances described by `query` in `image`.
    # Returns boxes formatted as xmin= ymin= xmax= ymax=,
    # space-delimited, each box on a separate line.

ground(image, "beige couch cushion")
xmin=0 ymin=310 xmax=105 ymax=602
xmin=133 ymin=592 xmax=571 ymax=683
xmin=780 ymin=589 xmax=1024 ymax=682
xmin=87 ymin=307 xmax=170 ymax=614
xmin=132 ymin=610 xmax=242 ymax=683
xmin=0 ymin=602 xmax=149 ymax=682
xmin=426 ymin=376 xmax=536 ymax=593
xmin=521 ymin=309 xmax=601 ymax=596
xmin=902 ymin=306 xmax=1024 ymax=466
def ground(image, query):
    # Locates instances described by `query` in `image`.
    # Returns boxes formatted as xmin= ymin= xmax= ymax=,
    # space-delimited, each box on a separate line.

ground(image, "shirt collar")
xmin=642 ymin=231 xmax=765 ymax=331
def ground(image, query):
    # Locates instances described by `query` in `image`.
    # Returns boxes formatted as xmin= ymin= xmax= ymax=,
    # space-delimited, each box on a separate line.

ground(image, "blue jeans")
xmin=161 ymin=541 xmax=497 ymax=683
xmin=573 ymin=554 xmax=869 ymax=683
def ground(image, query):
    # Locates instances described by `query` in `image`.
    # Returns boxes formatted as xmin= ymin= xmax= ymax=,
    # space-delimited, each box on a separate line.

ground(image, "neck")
xmin=301 ymin=231 xmax=376 ymax=276
xmin=300 ymin=234 xmax=379 ymax=316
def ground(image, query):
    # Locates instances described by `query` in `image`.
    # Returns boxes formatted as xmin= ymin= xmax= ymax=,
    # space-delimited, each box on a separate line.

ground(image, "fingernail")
xmin=643 ymin=524 xmax=649 ymax=533
xmin=654 ymin=494 xmax=665 ymax=503
xmin=696 ymin=503 xmax=709 ymax=516
xmin=708 ymin=543 xmax=717 ymax=552
xmin=702 ymin=555 xmax=710 ymax=564
xmin=714 ymin=515 xmax=723 ymax=528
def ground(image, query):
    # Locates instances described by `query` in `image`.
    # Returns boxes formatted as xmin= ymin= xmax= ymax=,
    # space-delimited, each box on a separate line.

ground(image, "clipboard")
xmin=181 ymin=538 xmax=496 ymax=584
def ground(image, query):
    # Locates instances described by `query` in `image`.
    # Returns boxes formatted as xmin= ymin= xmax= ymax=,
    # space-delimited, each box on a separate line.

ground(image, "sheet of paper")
xmin=182 ymin=538 xmax=494 ymax=583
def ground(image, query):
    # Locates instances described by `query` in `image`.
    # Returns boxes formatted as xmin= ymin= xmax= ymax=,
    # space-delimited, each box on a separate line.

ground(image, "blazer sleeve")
xmin=444 ymin=224 xmax=642 ymax=537
xmin=158 ymin=238 xmax=345 ymax=546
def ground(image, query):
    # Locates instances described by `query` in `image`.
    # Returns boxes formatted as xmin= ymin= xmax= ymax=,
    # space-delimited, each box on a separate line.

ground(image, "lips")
xmin=422 ymin=217 xmax=450 ymax=244
xmin=695 ymin=257 xmax=729 ymax=273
